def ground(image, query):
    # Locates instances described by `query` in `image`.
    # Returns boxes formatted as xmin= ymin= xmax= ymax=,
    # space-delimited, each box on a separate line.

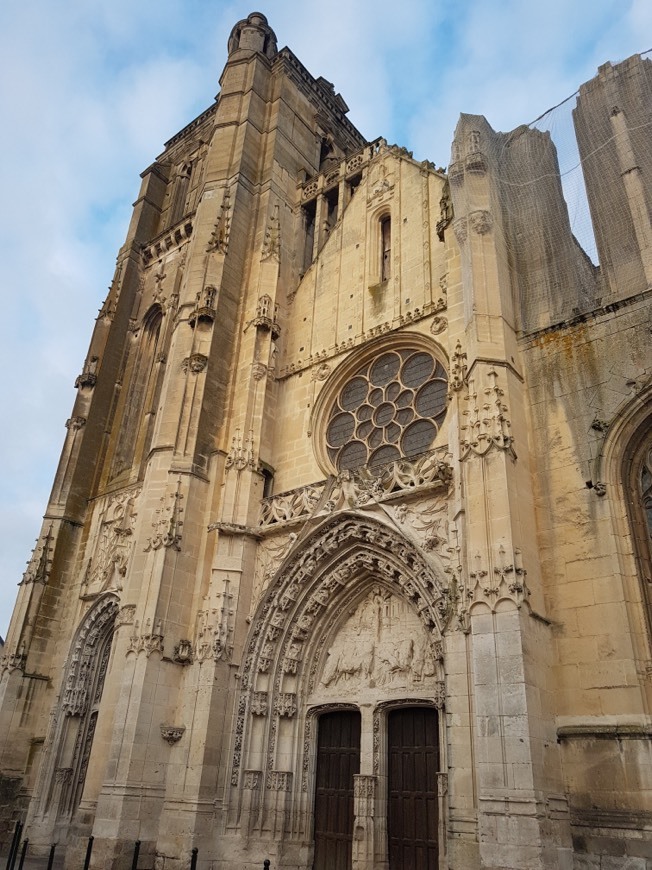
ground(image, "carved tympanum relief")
xmin=318 ymin=587 xmax=439 ymax=696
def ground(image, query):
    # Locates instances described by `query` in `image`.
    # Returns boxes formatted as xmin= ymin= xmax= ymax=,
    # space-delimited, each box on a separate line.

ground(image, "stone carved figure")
xmin=320 ymin=587 xmax=437 ymax=692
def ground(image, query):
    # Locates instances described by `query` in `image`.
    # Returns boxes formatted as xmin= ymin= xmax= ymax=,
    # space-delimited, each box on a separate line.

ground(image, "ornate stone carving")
xmin=393 ymin=499 xmax=448 ymax=554
xmin=251 ymin=691 xmax=268 ymax=716
xmin=127 ymin=619 xmax=165 ymax=658
xmin=195 ymin=581 xmax=234 ymax=663
xmin=252 ymin=362 xmax=268 ymax=381
xmin=207 ymin=188 xmax=231 ymax=253
xmin=225 ymin=428 xmax=256 ymax=471
xmin=65 ymin=416 xmax=86 ymax=431
xmin=243 ymin=770 xmax=263 ymax=790
xmin=258 ymin=449 xmax=451 ymax=529
xmin=252 ymin=533 xmax=298 ymax=608
xmin=461 ymin=369 xmax=515 ymax=460
xmin=160 ymin=725 xmax=185 ymax=745
xmin=173 ymin=639 xmax=193 ymax=665
xmin=251 ymin=294 xmax=281 ymax=339
xmin=354 ymin=775 xmax=376 ymax=799
xmin=311 ymin=362 xmax=331 ymax=382
xmin=189 ymin=285 xmax=217 ymax=327
xmin=145 ymin=481 xmax=183 ymax=551
xmin=453 ymin=217 xmax=468 ymax=245
xmin=430 ymin=315 xmax=447 ymax=335
xmin=115 ymin=604 xmax=136 ymax=627
xmin=54 ymin=767 xmax=73 ymax=784
xmin=182 ymin=353 xmax=208 ymax=374
xmin=0 ymin=644 xmax=27 ymax=674
xmin=262 ymin=204 xmax=280 ymax=261
xmin=449 ymin=341 xmax=467 ymax=392
xmin=84 ymin=492 xmax=137 ymax=595
xmin=21 ymin=525 xmax=53 ymax=586
xmin=75 ymin=356 xmax=98 ymax=389
xmin=259 ymin=484 xmax=324 ymax=527
xmin=367 ymin=159 xmax=395 ymax=203
xmin=266 ymin=771 xmax=292 ymax=791
xmin=274 ymin=692 xmax=297 ymax=718
xmin=469 ymin=209 xmax=493 ymax=235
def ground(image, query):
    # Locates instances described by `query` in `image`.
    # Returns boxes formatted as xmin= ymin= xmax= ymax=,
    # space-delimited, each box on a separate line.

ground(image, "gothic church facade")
xmin=1 ymin=12 xmax=651 ymax=869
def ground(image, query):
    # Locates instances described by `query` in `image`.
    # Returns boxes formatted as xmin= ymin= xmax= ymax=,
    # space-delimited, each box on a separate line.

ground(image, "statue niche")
xmin=317 ymin=586 xmax=439 ymax=697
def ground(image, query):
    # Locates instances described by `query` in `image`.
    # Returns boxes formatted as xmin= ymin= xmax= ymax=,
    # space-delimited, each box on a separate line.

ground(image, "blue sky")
xmin=0 ymin=0 xmax=649 ymax=638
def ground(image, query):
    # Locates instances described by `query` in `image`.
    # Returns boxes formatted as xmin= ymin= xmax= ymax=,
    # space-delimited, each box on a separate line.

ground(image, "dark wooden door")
xmin=388 ymin=707 xmax=439 ymax=869
xmin=313 ymin=710 xmax=361 ymax=870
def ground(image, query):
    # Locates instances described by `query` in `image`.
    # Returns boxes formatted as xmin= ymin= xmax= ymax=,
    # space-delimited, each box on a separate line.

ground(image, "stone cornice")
xmin=274 ymin=48 xmax=365 ymax=151
xmin=557 ymin=724 xmax=652 ymax=740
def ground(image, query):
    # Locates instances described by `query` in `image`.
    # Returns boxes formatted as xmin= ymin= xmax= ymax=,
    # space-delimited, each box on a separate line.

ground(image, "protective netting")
xmin=454 ymin=50 xmax=652 ymax=331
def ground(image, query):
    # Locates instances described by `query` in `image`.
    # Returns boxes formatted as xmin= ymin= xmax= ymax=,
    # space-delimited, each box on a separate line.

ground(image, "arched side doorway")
xmin=229 ymin=514 xmax=449 ymax=869
xmin=27 ymin=595 xmax=119 ymax=843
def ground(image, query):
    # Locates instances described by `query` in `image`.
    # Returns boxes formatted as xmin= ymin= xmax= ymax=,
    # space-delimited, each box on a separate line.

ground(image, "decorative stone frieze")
xmin=0 ymin=645 xmax=27 ymax=674
xmin=259 ymin=449 xmax=451 ymax=530
xmin=127 ymin=619 xmax=165 ymax=658
xmin=141 ymin=217 xmax=193 ymax=263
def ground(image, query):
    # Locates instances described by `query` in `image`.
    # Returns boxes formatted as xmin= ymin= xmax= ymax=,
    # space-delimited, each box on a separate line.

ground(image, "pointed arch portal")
xmin=231 ymin=513 xmax=448 ymax=868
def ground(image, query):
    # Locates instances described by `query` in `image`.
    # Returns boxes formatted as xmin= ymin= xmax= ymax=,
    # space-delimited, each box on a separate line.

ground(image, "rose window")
xmin=325 ymin=349 xmax=448 ymax=471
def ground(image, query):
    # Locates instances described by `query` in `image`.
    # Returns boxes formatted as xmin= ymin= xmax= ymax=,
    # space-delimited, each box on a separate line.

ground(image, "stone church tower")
xmin=0 ymin=13 xmax=651 ymax=869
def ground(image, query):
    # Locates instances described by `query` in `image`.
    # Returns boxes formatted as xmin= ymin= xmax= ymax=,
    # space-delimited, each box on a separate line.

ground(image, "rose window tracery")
xmin=325 ymin=349 xmax=448 ymax=471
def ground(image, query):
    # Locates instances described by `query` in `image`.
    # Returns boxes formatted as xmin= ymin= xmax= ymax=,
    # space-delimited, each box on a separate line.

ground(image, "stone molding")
xmin=259 ymin=448 xmax=452 ymax=529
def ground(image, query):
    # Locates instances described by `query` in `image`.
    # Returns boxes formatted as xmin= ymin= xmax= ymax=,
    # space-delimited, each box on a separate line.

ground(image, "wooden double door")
xmin=313 ymin=708 xmax=439 ymax=870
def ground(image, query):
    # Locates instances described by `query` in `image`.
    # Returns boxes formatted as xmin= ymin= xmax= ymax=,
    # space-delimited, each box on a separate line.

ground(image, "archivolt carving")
xmin=230 ymin=514 xmax=448 ymax=789
xmin=62 ymin=596 xmax=119 ymax=716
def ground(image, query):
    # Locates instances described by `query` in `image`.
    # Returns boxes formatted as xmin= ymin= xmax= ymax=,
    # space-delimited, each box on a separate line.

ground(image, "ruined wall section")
xmin=574 ymin=54 xmax=652 ymax=301
xmin=452 ymin=115 xmax=598 ymax=335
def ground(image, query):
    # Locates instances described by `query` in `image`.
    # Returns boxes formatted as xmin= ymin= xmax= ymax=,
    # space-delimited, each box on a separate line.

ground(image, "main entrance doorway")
xmin=388 ymin=707 xmax=439 ymax=869
xmin=313 ymin=710 xmax=361 ymax=870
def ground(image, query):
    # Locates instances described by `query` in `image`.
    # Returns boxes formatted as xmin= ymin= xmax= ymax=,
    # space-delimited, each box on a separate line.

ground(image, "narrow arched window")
xmin=381 ymin=216 xmax=391 ymax=281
